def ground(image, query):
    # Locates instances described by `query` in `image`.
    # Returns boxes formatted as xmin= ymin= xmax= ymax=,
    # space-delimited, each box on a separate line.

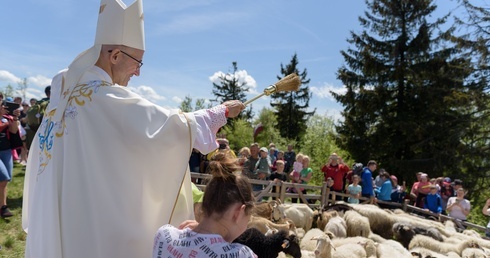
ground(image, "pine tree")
xmin=333 ymin=0 xmax=474 ymax=179
xmin=270 ymin=53 xmax=315 ymax=144
xmin=450 ymin=0 xmax=490 ymax=203
xmin=211 ymin=62 xmax=253 ymax=122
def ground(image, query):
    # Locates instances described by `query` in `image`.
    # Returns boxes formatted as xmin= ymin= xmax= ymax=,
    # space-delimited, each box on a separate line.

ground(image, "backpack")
xmin=26 ymin=99 xmax=49 ymax=130
xmin=352 ymin=163 xmax=364 ymax=177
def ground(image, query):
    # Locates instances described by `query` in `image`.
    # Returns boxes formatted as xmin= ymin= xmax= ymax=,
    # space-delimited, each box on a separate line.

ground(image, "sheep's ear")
xmin=281 ymin=239 xmax=290 ymax=249
xmin=325 ymin=231 xmax=335 ymax=239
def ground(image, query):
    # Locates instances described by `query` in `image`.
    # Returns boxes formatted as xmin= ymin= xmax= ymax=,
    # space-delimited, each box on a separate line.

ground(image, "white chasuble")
xmin=22 ymin=66 xmax=220 ymax=258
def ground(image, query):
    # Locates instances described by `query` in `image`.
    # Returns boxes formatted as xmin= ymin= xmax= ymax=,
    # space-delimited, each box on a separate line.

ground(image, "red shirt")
xmin=321 ymin=163 xmax=350 ymax=191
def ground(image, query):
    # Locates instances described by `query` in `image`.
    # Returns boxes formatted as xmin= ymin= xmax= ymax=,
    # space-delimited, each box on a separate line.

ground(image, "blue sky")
xmin=1 ymin=0 xmax=460 ymax=120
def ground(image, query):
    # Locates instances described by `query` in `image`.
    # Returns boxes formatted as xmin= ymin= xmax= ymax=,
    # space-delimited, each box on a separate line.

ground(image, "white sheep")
xmin=410 ymin=247 xmax=455 ymax=258
xmin=447 ymin=251 xmax=462 ymax=258
xmin=376 ymin=240 xmax=413 ymax=258
xmin=300 ymin=228 xmax=329 ymax=251
xmin=324 ymin=213 xmax=347 ymax=238
xmin=350 ymin=204 xmax=396 ymax=239
xmin=332 ymin=237 xmax=377 ymax=258
xmin=409 ymin=234 xmax=480 ymax=256
xmin=278 ymin=203 xmax=314 ymax=231
xmin=343 ymin=209 xmax=371 ymax=237
xmin=461 ymin=248 xmax=486 ymax=258
xmin=368 ymin=233 xmax=386 ymax=243
xmin=444 ymin=220 xmax=459 ymax=235
xmin=462 ymin=229 xmax=482 ymax=239
xmin=303 ymin=234 xmax=376 ymax=258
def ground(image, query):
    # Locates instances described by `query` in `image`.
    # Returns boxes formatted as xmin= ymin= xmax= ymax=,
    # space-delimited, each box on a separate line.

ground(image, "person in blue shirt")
xmin=424 ymin=184 xmax=443 ymax=216
xmin=361 ymin=160 xmax=377 ymax=203
xmin=374 ymin=171 xmax=394 ymax=209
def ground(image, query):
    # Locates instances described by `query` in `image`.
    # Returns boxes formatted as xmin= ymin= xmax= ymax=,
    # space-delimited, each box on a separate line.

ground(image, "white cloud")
xmin=310 ymin=83 xmax=347 ymax=101
xmin=209 ymin=69 xmax=259 ymax=95
xmin=0 ymin=70 xmax=22 ymax=84
xmin=27 ymin=75 xmax=52 ymax=87
xmin=128 ymin=85 xmax=166 ymax=103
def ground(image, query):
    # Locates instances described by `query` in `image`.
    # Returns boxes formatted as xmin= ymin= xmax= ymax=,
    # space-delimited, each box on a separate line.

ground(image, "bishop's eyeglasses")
xmin=108 ymin=50 xmax=143 ymax=68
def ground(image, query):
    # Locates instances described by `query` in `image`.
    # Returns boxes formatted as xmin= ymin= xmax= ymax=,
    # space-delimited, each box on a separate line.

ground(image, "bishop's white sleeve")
xmin=191 ymin=105 xmax=227 ymax=154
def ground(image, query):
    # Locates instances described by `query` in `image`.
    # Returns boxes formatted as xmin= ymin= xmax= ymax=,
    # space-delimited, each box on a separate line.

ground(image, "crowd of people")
xmin=0 ymin=88 xmax=50 ymax=218
xmin=190 ymin=143 xmax=490 ymax=232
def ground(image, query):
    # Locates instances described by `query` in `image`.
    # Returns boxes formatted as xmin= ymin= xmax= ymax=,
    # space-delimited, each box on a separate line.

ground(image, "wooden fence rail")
xmin=191 ymin=172 xmax=488 ymax=233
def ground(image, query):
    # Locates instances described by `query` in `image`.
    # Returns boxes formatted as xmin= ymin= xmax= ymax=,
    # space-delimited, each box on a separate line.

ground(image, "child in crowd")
xmin=347 ymin=175 xmax=362 ymax=204
xmin=271 ymin=150 xmax=285 ymax=172
xmin=292 ymin=153 xmax=304 ymax=175
xmin=269 ymin=160 xmax=288 ymax=200
xmin=254 ymin=147 xmax=271 ymax=180
xmin=153 ymin=152 xmax=257 ymax=258
xmin=424 ymin=184 xmax=443 ymax=216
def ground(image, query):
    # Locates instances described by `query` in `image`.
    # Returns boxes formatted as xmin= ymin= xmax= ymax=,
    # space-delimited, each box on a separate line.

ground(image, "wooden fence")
xmin=191 ymin=172 xmax=488 ymax=233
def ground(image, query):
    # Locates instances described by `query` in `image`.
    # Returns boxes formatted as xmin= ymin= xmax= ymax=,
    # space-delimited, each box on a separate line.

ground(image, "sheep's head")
xmin=312 ymin=235 xmax=334 ymax=257
xmin=393 ymin=222 xmax=415 ymax=238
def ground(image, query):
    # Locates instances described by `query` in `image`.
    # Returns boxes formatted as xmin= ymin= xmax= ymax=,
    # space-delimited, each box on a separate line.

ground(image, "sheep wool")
xmin=324 ymin=215 xmax=347 ymax=238
xmin=332 ymin=237 xmax=377 ymax=258
xmin=344 ymin=210 xmax=371 ymax=238
xmin=351 ymin=204 xmax=395 ymax=239
xmin=409 ymin=234 xmax=480 ymax=256
xmin=300 ymin=228 xmax=327 ymax=251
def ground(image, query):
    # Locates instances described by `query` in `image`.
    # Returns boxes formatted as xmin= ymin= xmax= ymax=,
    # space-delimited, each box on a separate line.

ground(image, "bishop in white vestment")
xmin=21 ymin=0 xmax=245 ymax=257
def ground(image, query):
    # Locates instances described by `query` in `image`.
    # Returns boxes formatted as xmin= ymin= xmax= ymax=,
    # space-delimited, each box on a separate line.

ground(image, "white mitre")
xmin=50 ymin=0 xmax=144 ymax=121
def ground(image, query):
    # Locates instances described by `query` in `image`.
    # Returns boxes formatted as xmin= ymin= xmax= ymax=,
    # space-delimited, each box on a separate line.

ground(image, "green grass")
xmin=0 ymin=163 xmax=26 ymax=258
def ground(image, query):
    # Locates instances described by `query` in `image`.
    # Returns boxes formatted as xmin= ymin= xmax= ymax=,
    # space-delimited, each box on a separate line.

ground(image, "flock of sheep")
xmin=232 ymin=200 xmax=490 ymax=258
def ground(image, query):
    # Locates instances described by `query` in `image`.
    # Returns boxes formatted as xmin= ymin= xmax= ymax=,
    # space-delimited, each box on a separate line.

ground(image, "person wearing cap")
xmin=447 ymin=188 xmax=471 ymax=222
xmin=21 ymin=1 xmax=245 ymax=257
xmin=251 ymin=146 xmax=271 ymax=197
xmin=423 ymin=184 xmax=443 ymax=217
xmin=254 ymin=147 xmax=271 ymax=180
xmin=439 ymin=177 xmax=453 ymax=214
xmin=321 ymin=152 xmax=350 ymax=201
